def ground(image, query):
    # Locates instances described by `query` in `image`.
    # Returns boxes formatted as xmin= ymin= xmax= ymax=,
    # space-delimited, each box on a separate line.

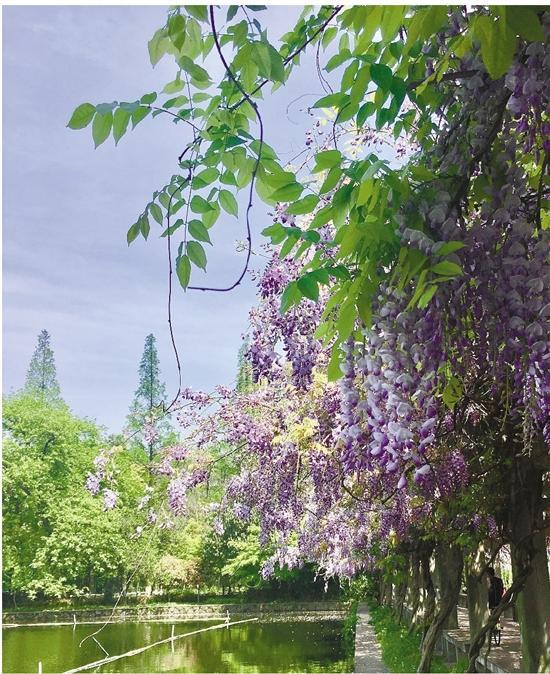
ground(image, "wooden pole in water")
xmin=61 ymin=617 xmax=258 ymax=674
xmin=171 ymin=624 xmax=175 ymax=654
xmin=73 ymin=614 xmax=76 ymax=631
xmin=38 ymin=662 xmax=42 ymax=674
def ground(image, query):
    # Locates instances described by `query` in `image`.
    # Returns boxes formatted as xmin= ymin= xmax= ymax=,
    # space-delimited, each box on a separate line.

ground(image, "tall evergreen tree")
xmin=126 ymin=334 xmax=173 ymax=461
xmin=24 ymin=330 xmax=62 ymax=402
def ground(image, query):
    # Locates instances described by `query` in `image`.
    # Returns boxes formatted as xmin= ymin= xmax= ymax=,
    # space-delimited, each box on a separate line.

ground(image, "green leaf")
xmin=190 ymin=195 xmax=214 ymax=214
xmin=160 ymin=219 xmax=184 ymax=237
xmin=286 ymin=194 xmax=319 ymax=215
xmin=251 ymin=139 xmax=277 ymax=159
xmin=327 ymin=343 xmax=343 ymax=381
xmin=280 ymin=281 xmax=301 ymax=314
xmin=113 ymin=107 xmax=131 ymax=145
xmin=148 ymin=28 xmax=168 ymax=67
xmin=119 ymin=100 xmax=140 ymax=113
xmin=431 ymin=261 xmax=463 ymax=276
xmin=279 ymin=234 xmax=298 ymax=260
xmin=417 ymin=284 xmax=438 ymax=309
xmin=404 ymin=6 xmax=448 ymax=55
xmin=337 ymin=101 xmax=359 ymax=123
xmin=474 ymin=14 xmax=517 ymax=80
xmin=219 ymin=189 xmax=238 ymax=217
xmin=163 ymin=95 xmax=188 ymax=109
xmin=337 ymin=302 xmax=356 ymax=340
xmin=131 ymin=106 xmax=150 ymax=128
xmin=435 ymin=241 xmax=465 ymax=257
xmin=92 ymin=111 xmax=112 ymax=148
xmin=159 ymin=192 xmax=171 ymax=209
xmin=253 ymin=42 xmax=271 ymax=79
xmin=267 ymin=44 xmax=285 ymax=82
xmin=95 ymin=101 xmax=117 ymax=114
xmin=186 ymin=5 xmax=208 ymax=22
xmin=322 ymin=26 xmax=338 ymax=49
xmin=370 ymin=63 xmax=393 ymax=92
xmin=177 ymin=254 xmax=191 ymax=289
xmin=140 ymin=92 xmax=157 ymax=105
xmin=350 ymin=65 xmax=371 ymax=106
xmin=178 ymin=55 xmax=210 ymax=83
xmin=303 ymin=230 xmax=321 ymax=244
xmin=188 ymin=219 xmax=212 ymax=244
xmin=168 ymin=14 xmax=186 ymax=50
xmin=163 ymin=78 xmax=184 ymax=94
xmin=325 ymin=265 xmax=351 ymax=280
xmin=149 ymin=202 xmax=163 ymax=225
xmin=186 ymin=241 xmax=207 ymax=270
xmin=139 ymin=215 xmax=150 ymax=240
xmin=407 ymin=269 xmax=428 ymax=309
xmin=67 ymin=103 xmax=96 ymax=129
xmin=262 ymin=223 xmax=287 ymax=244
xmin=357 ymin=102 xmax=375 ymax=127
xmin=170 ymin=199 xmax=185 ymax=216
xmin=127 ymin=222 xmax=140 ymax=245
xmin=442 ymin=376 xmax=462 ymax=409
xmin=504 ymin=7 xmax=544 ymax=41
xmin=325 ymin=49 xmax=352 ymax=72
xmin=309 ymin=205 xmax=333 ymax=230
xmin=380 ymin=6 xmax=405 ymax=42
xmin=320 ymin=167 xmax=342 ymax=194
xmin=270 ymin=183 xmax=304 ymax=202
xmin=357 ymin=178 xmax=374 ymax=206
xmin=312 ymin=92 xmax=349 ymax=109
xmin=192 ymin=167 xmax=219 ymax=188
xmin=313 ymin=149 xmax=342 ymax=172
xmin=297 ymin=274 xmax=319 ymax=301
xmin=309 ymin=268 xmax=329 ymax=284
xmin=354 ymin=7 xmax=383 ymax=53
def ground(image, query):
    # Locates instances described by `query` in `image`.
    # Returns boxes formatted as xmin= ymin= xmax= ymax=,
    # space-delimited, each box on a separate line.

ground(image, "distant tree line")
xmin=3 ymin=330 xmax=327 ymax=605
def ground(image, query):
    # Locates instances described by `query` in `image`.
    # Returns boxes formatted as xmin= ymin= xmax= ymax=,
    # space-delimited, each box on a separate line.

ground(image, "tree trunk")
xmin=385 ymin=580 xmax=393 ymax=607
xmin=420 ymin=545 xmax=436 ymax=645
xmin=465 ymin=544 xmax=490 ymax=644
xmin=434 ymin=547 xmax=460 ymax=630
xmin=467 ymin=454 xmax=549 ymax=673
xmin=396 ymin=555 xmax=410 ymax=624
xmin=103 ymin=578 xmax=115 ymax=604
xmin=380 ymin=579 xmax=393 ymax=607
xmin=418 ymin=544 xmax=463 ymax=673
xmin=408 ymin=549 xmax=422 ymax=632
xmin=378 ymin=576 xmax=386 ymax=605
xmin=466 ymin=560 xmax=532 ymax=673
xmin=510 ymin=458 xmax=550 ymax=673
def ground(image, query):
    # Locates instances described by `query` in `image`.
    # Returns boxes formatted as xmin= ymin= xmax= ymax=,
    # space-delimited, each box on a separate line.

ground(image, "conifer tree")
xmin=126 ymin=334 xmax=173 ymax=461
xmin=24 ymin=329 xmax=62 ymax=403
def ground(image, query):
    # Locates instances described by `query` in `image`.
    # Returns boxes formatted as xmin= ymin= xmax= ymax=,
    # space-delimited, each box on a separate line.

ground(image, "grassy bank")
xmin=4 ymin=596 xmax=348 ymax=615
xmin=366 ymin=601 xmax=467 ymax=673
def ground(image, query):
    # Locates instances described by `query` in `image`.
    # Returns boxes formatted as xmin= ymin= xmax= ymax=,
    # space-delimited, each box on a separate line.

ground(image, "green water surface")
xmin=3 ymin=619 xmax=353 ymax=673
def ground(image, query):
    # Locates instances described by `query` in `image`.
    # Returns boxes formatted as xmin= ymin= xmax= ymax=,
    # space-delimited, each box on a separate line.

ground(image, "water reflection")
xmin=3 ymin=620 xmax=353 ymax=673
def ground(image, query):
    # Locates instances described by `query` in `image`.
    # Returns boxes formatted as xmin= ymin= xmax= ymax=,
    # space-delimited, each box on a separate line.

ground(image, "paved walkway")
xmin=442 ymin=606 xmax=522 ymax=673
xmin=354 ymin=603 xmax=388 ymax=673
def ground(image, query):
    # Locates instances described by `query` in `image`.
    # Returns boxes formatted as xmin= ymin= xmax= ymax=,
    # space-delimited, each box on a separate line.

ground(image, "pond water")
xmin=3 ymin=619 xmax=353 ymax=673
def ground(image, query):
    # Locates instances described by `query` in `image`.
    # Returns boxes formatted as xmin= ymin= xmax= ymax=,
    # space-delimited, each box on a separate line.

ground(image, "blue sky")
xmin=3 ymin=5 xmax=320 ymax=432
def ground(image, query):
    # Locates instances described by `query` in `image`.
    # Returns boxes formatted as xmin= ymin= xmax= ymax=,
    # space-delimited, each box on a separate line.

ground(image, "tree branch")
xmin=187 ymin=5 xmax=264 ymax=293
xmin=228 ymin=5 xmax=344 ymax=112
